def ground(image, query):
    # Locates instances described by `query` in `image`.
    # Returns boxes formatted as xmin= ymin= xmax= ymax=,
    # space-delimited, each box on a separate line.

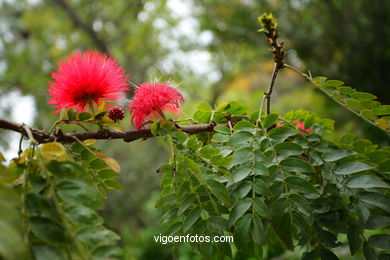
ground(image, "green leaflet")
xmin=334 ymin=162 xmax=374 ymax=175
xmin=154 ymin=103 xmax=389 ymax=258
xmin=314 ymin=77 xmax=390 ymax=132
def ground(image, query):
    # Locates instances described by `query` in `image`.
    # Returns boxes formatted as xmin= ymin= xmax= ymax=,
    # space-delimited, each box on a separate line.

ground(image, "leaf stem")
xmin=283 ymin=63 xmax=382 ymax=130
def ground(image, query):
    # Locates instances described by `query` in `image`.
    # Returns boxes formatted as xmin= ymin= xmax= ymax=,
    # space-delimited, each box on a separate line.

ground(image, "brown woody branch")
xmin=259 ymin=14 xmax=285 ymax=115
xmin=0 ymin=118 xmax=221 ymax=144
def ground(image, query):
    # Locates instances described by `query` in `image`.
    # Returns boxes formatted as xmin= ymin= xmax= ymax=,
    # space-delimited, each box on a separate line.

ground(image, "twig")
xmin=265 ymin=63 xmax=282 ymax=115
xmin=283 ymin=64 xmax=382 ymax=130
xmin=258 ymin=13 xmax=284 ymax=115
xmin=0 ymin=118 xmax=226 ymax=144
xmin=22 ymin=125 xmax=36 ymax=143
xmin=18 ymin=134 xmax=24 ymax=156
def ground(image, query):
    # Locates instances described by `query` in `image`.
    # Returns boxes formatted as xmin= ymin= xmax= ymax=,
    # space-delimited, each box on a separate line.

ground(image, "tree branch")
xmin=259 ymin=14 xmax=285 ymax=115
xmin=265 ymin=63 xmax=282 ymax=115
xmin=0 ymin=118 xmax=222 ymax=144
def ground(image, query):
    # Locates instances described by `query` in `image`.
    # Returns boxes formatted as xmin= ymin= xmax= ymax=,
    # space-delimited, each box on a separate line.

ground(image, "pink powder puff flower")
xmin=48 ymin=50 xmax=128 ymax=112
xmin=129 ymin=82 xmax=184 ymax=129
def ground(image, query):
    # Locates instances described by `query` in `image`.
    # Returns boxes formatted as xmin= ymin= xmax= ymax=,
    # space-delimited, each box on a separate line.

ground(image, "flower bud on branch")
xmin=258 ymin=13 xmax=284 ymax=66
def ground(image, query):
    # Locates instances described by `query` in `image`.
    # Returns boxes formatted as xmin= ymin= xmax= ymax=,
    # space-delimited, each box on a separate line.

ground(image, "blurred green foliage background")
xmin=0 ymin=0 xmax=389 ymax=259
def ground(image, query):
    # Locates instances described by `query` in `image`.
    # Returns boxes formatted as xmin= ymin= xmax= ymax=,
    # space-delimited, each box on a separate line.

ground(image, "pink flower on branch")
xmin=129 ymin=82 xmax=184 ymax=129
xmin=48 ymin=50 xmax=128 ymax=112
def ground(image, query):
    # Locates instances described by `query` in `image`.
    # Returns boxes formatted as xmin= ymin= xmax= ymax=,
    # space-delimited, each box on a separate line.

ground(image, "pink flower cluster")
xmin=48 ymin=50 xmax=184 ymax=129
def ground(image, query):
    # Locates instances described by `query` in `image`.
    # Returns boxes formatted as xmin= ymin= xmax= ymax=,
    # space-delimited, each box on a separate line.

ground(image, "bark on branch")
xmin=0 ymin=118 xmax=221 ymax=144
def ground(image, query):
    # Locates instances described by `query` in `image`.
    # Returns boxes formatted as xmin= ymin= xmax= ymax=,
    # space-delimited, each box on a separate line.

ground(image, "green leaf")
xmin=92 ymin=246 xmax=123 ymax=259
xmin=320 ymin=249 xmax=339 ymax=260
xmin=271 ymin=199 xmax=288 ymax=227
xmin=325 ymin=80 xmax=344 ymax=87
xmin=233 ymin=120 xmax=256 ymax=132
xmin=214 ymin=125 xmax=231 ymax=135
xmin=183 ymin=207 xmax=201 ymax=232
xmin=59 ymin=107 xmax=68 ymax=120
xmin=292 ymin=211 xmax=311 ymax=237
xmin=98 ymin=169 xmax=120 ymax=179
xmin=57 ymin=180 xmax=104 ymax=209
xmin=347 ymin=225 xmax=361 ymax=255
xmin=232 ymin=165 xmax=252 ymax=183
xmin=155 ymin=194 xmax=176 ymax=208
xmin=285 ymin=176 xmax=317 ymax=194
xmin=289 ymin=194 xmax=311 ymax=215
xmin=67 ymin=108 xmax=77 ymax=121
xmin=253 ymin=179 xmax=270 ymax=196
xmin=365 ymin=216 xmax=390 ymax=230
xmin=263 ymin=113 xmax=279 ymax=128
xmin=366 ymin=150 xmax=390 ymax=164
xmin=104 ymin=179 xmax=123 ymax=191
xmin=89 ymin=158 xmax=107 ymax=170
xmin=363 ymin=242 xmax=377 ymax=260
xmin=209 ymin=216 xmax=228 ymax=231
xmin=361 ymin=109 xmax=377 ymax=120
xmin=211 ymin=154 xmax=233 ymax=168
xmin=207 ymin=180 xmax=231 ymax=206
xmin=268 ymin=126 xmax=296 ymax=142
xmin=193 ymin=103 xmax=212 ymax=123
xmin=251 ymin=215 xmax=264 ymax=244
xmin=339 ymin=86 xmax=356 ymax=95
xmin=64 ymin=204 xmax=103 ymax=226
xmin=25 ymin=193 xmax=54 ymax=217
xmin=150 ymin=121 xmax=160 ymax=136
xmin=274 ymin=142 xmax=303 ymax=157
xmin=345 ymin=98 xmax=361 ymax=109
xmin=32 ymin=245 xmax=66 ymax=260
xmin=229 ymin=131 xmax=253 ymax=145
xmin=229 ymin=198 xmax=251 ymax=227
xmin=302 ymin=250 xmax=319 ymax=260
xmin=178 ymin=194 xmax=196 ymax=215
xmin=368 ymin=234 xmax=390 ymax=249
xmin=218 ymin=101 xmax=247 ymax=115
xmin=321 ymin=150 xmax=356 ymax=162
xmin=234 ymin=181 xmax=252 ymax=199
xmin=345 ymin=175 xmax=389 ymax=189
xmin=232 ymin=147 xmax=252 ymax=165
xmin=357 ymin=203 xmax=370 ymax=226
xmin=352 ymin=92 xmax=377 ymax=101
xmin=78 ymin=112 xmax=92 ymax=121
xmin=29 ymin=217 xmax=67 ymax=244
xmin=373 ymin=105 xmax=390 ymax=115
xmin=252 ymin=198 xmax=268 ymax=217
xmin=254 ymin=161 xmax=269 ymax=176
xmin=199 ymin=145 xmax=218 ymax=159
xmin=77 ymin=226 xmax=120 ymax=247
xmin=167 ymin=222 xmax=182 ymax=236
xmin=274 ymin=213 xmax=293 ymax=250
xmin=234 ymin=214 xmax=251 ymax=246
xmin=211 ymin=133 xmax=230 ymax=143
xmin=161 ymin=208 xmax=178 ymax=224
xmin=378 ymin=160 xmax=390 ymax=172
xmin=334 ymin=162 xmax=374 ymax=175
xmin=281 ymin=158 xmax=314 ymax=173
xmin=359 ymin=192 xmax=390 ymax=214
